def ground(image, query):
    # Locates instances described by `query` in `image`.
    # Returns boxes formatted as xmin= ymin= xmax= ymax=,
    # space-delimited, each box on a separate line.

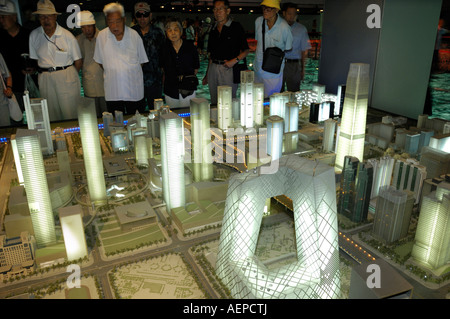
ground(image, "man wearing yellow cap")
xmin=254 ymin=0 xmax=293 ymax=98
xmin=76 ymin=10 xmax=106 ymax=118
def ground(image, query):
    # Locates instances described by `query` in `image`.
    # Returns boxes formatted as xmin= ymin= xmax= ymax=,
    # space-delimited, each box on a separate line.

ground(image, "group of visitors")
xmin=0 ymin=0 xmax=311 ymax=125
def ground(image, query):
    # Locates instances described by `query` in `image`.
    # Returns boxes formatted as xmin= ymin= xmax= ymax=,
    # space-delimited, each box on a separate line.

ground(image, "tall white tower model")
xmin=59 ymin=205 xmax=88 ymax=261
xmin=15 ymin=129 xmax=56 ymax=247
xmin=160 ymin=112 xmax=186 ymax=211
xmin=218 ymin=85 xmax=233 ymax=130
xmin=367 ymin=156 xmax=395 ymax=199
xmin=253 ymin=83 xmax=264 ymax=126
xmin=335 ymin=63 xmax=370 ymax=171
xmin=285 ymin=102 xmax=299 ymax=133
xmin=269 ymin=93 xmax=289 ymax=118
xmin=323 ymin=118 xmax=337 ymax=153
xmin=23 ymin=93 xmax=54 ymax=155
xmin=412 ymin=182 xmax=450 ymax=270
xmin=266 ymin=115 xmax=284 ymax=161
xmin=240 ymin=70 xmax=254 ymax=128
xmin=190 ymin=98 xmax=213 ymax=182
xmin=10 ymin=134 xmax=24 ymax=184
xmin=78 ymin=100 xmax=107 ymax=205
xmin=216 ymin=155 xmax=341 ymax=299
xmin=134 ymin=134 xmax=149 ymax=167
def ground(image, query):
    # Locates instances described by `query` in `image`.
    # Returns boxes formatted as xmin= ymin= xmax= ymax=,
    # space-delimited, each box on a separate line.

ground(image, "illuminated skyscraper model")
xmin=412 ymin=182 xmax=450 ymax=270
xmin=59 ymin=205 xmax=88 ymax=261
xmin=23 ymin=93 xmax=54 ymax=155
xmin=335 ymin=63 xmax=370 ymax=171
xmin=190 ymin=98 xmax=213 ymax=182
xmin=240 ymin=70 xmax=254 ymax=128
xmin=160 ymin=112 xmax=185 ymax=211
xmin=218 ymin=86 xmax=232 ymax=130
xmin=266 ymin=115 xmax=284 ymax=161
xmin=15 ymin=129 xmax=56 ymax=247
xmin=78 ymin=101 xmax=107 ymax=205
xmin=253 ymin=83 xmax=264 ymax=126
xmin=216 ymin=155 xmax=341 ymax=299
xmin=323 ymin=119 xmax=336 ymax=152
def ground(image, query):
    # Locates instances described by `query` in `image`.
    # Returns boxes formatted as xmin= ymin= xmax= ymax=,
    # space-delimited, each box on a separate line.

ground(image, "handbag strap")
xmin=262 ymin=18 xmax=266 ymax=52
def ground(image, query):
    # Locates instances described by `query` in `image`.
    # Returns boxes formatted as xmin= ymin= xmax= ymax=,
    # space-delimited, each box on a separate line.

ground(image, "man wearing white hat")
xmin=29 ymin=0 xmax=83 ymax=122
xmin=76 ymin=10 xmax=106 ymax=118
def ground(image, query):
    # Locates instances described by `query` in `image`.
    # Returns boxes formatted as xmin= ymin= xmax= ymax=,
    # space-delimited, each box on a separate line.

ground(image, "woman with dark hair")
xmin=160 ymin=18 xmax=200 ymax=108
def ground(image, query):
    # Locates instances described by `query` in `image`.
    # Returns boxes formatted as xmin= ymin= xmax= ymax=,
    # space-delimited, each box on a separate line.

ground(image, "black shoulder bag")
xmin=261 ymin=18 xmax=285 ymax=74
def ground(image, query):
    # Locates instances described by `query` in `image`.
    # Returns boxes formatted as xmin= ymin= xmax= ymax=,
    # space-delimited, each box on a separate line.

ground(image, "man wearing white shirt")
xmin=94 ymin=2 xmax=149 ymax=115
xmin=254 ymin=0 xmax=293 ymax=98
xmin=29 ymin=0 xmax=82 ymax=121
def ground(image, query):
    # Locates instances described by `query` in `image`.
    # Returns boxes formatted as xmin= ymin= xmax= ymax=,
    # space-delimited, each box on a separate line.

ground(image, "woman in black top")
xmin=161 ymin=18 xmax=200 ymax=108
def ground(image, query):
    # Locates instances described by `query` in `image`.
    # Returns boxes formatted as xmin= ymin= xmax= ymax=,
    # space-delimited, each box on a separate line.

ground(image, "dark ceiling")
xmin=18 ymin=0 xmax=326 ymax=15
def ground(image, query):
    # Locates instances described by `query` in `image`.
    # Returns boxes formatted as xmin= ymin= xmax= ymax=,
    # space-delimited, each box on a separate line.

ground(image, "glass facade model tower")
xmin=412 ymin=182 xmax=450 ymax=270
xmin=78 ymin=100 xmax=107 ymax=206
xmin=367 ymin=156 xmax=395 ymax=199
xmin=135 ymin=134 xmax=149 ymax=167
xmin=10 ymin=134 xmax=24 ymax=184
xmin=335 ymin=63 xmax=370 ymax=172
xmin=190 ymin=98 xmax=213 ymax=182
xmin=216 ymin=155 xmax=341 ymax=299
xmin=102 ymin=112 xmax=114 ymax=137
xmin=160 ymin=112 xmax=186 ymax=211
xmin=372 ymin=186 xmax=414 ymax=244
xmin=269 ymin=92 xmax=289 ymax=119
xmin=23 ymin=92 xmax=54 ymax=155
xmin=240 ymin=70 xmax=254 ymax=128
xmin=218 ymin=85 xmax=233 ymax=130
xmin=323 ymin=119 xmax=337 ymax=152
xmin=392 ymin=159 xmax=427 ymax=205
xmin=337 ymin=156 xmax=373 ymax=223
xmin=253 ymin=83 xmax=264 ymax=126
xmin=285 ymin=102 xmax=299 ymax=133
xmin=15 ymin=129 xmax=56 ymax=247
xmin=266 ymin=115 xmax=284 ymax=161
xmin=338 ymin=156 xmax=359 ymax=218
xmin=59 ymin=205 xmax=88 ymax=261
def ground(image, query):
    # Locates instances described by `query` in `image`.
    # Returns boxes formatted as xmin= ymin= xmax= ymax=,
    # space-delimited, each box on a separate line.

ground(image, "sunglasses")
xmin=136 ymin=11 xmax=150 ymax=18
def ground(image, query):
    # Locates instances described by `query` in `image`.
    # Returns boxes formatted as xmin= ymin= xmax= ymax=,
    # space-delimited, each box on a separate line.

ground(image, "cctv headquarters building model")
xmin=0 ymin=63 xmax=449 ymax=300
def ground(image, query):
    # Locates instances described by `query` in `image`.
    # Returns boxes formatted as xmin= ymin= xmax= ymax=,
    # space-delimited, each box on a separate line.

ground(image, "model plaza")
xmin=0 ymin=57 xmax=449 ymax=300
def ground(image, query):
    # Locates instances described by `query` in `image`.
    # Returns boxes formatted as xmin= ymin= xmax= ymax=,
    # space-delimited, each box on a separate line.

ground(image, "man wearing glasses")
xmin=203 ymin=0 xmax=249 ymax=105
xmin=132 ymin=2 xmax=165 ymax=110
xmin=29 ymin=0 xmax=82 ymax=121
xmin=254 ymin=0 xmax=293 ymax=98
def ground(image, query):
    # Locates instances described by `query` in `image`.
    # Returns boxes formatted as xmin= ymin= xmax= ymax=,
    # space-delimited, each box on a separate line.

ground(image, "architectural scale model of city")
xmin=1 ymin=65 xmax=450 ymax=300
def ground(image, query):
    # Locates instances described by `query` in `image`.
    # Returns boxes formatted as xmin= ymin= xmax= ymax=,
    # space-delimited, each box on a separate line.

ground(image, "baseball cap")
xmin=0 ymin=0 xmax=17 ymax=15
xmin=134 ymin=2 xmax=150 ymax=14
xmin=260 ymin=0 xmax=281 ymax=10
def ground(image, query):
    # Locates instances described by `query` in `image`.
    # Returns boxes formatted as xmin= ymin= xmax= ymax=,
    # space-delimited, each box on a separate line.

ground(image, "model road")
xmin=0 ymin=223 xmax=222 ymax=299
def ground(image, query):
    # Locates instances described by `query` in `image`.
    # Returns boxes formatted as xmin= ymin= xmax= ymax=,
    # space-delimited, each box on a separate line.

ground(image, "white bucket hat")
xmin=77 ymin=10 xmax=96 ymax=27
